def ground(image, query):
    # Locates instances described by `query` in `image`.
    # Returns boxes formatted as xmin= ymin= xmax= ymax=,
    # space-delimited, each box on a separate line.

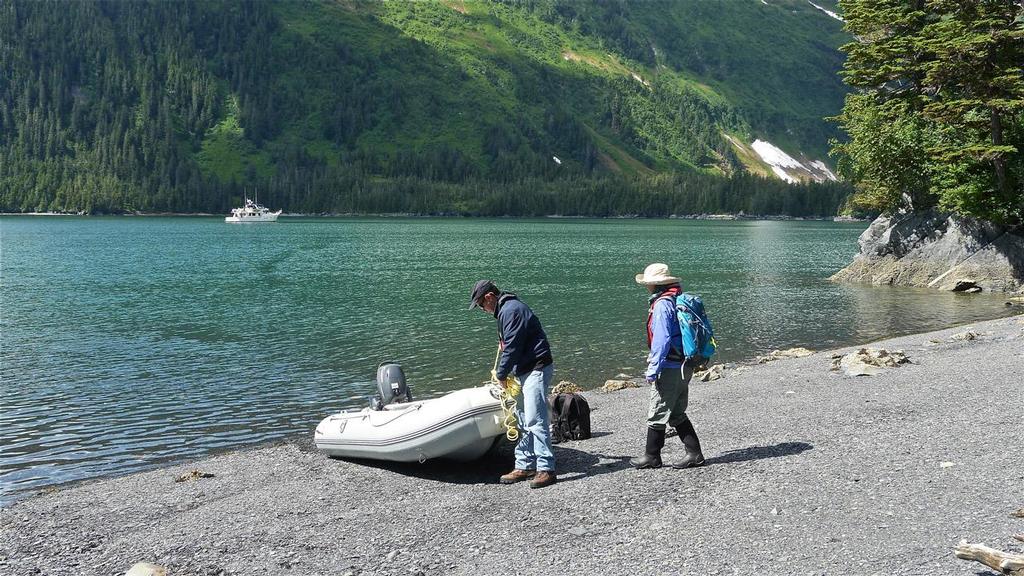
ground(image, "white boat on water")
xmin=225 ymin=197 xmax=282 ymax=223
xmin=314 ymin=364 xmax=506 ymax=462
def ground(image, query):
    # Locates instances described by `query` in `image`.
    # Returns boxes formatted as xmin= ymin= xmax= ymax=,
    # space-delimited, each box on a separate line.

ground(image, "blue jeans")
xmin=513 ymin=364 xmax=556 ymax=472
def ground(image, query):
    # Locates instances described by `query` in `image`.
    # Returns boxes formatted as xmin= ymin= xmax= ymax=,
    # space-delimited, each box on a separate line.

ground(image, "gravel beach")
xmin=2 ymin=314 xmax=1023 ymax=576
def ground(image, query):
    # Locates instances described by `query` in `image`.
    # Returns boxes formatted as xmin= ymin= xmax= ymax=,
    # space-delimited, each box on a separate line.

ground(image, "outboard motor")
xmin=375 ymin=362 xmax=412 ymax=407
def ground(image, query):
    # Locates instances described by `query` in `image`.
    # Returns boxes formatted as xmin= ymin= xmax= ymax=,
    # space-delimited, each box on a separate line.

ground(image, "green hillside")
xmin=0 ymin=0 xmax=852 ymax=216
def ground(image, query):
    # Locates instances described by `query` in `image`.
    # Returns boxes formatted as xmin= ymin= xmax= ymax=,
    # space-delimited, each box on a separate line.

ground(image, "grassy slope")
xmin=555 ymin=0 xmax=849 ymax=157
xmin=181 ymin=0 xmax=848 ymax=185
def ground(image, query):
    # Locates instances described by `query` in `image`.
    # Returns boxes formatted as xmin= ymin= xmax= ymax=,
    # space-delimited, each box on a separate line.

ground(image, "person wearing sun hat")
xmin=469 ymin=279 xmax=556 ymax=489
xmin=630 ymin=263 xmax=706 ymax=470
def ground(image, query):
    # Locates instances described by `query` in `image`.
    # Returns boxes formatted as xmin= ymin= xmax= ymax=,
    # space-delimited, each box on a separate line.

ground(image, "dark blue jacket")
xmin=494 ymin=293 xmax=552 ymax=380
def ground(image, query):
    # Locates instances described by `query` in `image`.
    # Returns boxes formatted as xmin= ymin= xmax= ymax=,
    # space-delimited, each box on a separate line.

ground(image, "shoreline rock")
xmin=695 ymin=364 xmax=725 ymax=381
xmin=830 ymin=210 xmax=1024 ymax=294
xmin=756 ymin=347 xmax=815 ymax=363
xmin=830 ymin=347 xmax=911 ymax=376
xmin=550 ymin=380 xmax=584 ymax=395
xmin=600 ymin=378 xmax=643 ymax=392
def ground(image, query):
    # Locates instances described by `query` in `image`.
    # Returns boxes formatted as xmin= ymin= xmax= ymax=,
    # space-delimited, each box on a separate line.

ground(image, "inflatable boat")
xmin=314 ymin=364 xmax=506 ymax=462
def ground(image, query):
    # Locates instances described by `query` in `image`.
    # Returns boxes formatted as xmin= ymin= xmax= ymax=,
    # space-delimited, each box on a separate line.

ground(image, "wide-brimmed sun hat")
xmin=634 ymin=263 xmax=681 ymax=286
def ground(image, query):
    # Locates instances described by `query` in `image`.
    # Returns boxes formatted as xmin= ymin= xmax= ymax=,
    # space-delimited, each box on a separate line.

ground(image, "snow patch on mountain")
xmin=807 ymin=1 xmax=843 ymax=21
xmin=809 ymin=160 xmax=837 ymax=180
xmin=752 ymin=140 xmax=803 ymax=170
xmin=751 ymin=139 xmax=838 ymax=184
xmin=769 ymin=165 xmax=798 ymax=184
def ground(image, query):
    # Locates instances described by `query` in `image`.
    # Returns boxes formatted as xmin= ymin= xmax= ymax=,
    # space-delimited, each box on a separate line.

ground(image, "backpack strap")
xmin=548 ymin=393 xmax=562 ymax=420
xmin=552 ymin=394 xmax=569 ymax=419
xmin=657 ymin=294 xmax=686 ymax=362
xmin=678 ymin=297 xmax=712 ymax=333
xmin=565 ymin=394 xmax=579 ymax=417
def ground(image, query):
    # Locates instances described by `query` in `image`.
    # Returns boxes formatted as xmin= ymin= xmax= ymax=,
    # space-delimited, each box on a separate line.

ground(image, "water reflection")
xmin=837 ymin=283 xmax=1010 ymax=343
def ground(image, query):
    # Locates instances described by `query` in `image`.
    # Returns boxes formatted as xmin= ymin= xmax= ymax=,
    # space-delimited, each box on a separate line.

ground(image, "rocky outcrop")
xmin=830 ymin=211 xmax=1024 ymax=294
xmin=756 ymin=347 xmax=815 ymax=364
xmin=600 ymin=378 xmax=642 ymax=392
xmin=551 ymin=380 xmax=584 ymax=395
xmin=830 ymin=348 xmax=911 ymax=376
xmin=695 ymin=364 xmax=725 ymax=381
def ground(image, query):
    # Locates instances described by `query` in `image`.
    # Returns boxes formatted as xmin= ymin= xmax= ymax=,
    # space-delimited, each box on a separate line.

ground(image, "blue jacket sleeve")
xmin=646 ymin=298 xmax=674 ymax=380
xmin=496 ymin=307 xmax=526 ymax=381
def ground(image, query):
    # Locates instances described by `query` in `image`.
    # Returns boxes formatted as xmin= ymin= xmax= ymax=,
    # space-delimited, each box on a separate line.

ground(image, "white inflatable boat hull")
xmin=314 ymin=385 xmax=506 ymax=462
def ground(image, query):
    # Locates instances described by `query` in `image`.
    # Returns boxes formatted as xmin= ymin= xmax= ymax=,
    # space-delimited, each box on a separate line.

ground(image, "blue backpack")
xmin=674 ymin=293 xmax=717 ymax=365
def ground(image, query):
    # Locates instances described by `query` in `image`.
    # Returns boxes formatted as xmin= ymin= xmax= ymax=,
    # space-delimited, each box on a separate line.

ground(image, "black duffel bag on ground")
xmin=548 ymin=393 xmax=591 ymax=444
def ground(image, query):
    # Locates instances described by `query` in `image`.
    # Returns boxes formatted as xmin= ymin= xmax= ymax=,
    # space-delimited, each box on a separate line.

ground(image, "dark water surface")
xmin=0 ymin=216 xmax=1016 ymax=503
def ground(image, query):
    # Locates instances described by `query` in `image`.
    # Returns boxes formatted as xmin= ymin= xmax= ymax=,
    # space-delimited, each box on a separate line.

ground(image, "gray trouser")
xmin=646 ymin=365 xmax=694 ymax=430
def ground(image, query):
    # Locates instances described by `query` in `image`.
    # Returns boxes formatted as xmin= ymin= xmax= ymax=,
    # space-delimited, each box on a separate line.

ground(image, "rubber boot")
xmin=672 ymin=418 xmax=705 ymax=469
xmin=630 ymin=427 xmax=665 ymax=469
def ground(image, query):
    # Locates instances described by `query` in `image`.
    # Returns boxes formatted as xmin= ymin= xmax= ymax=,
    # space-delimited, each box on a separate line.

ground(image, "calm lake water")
xmin=0 ymin=216 xmax=1016 ymax=504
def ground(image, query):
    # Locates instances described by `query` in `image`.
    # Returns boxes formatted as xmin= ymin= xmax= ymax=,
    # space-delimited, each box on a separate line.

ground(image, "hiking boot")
xmin=529 ymin=471 xmax=557 ymax=489
xmin=630 ymin=427 xmax=666 ymax=469
xmin=672 ymin=419 xmax=705 ymax=469
xmin=499 ymin=469 xmax=536 ymax=484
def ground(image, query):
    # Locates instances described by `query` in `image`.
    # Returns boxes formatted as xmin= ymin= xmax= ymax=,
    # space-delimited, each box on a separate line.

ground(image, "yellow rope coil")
xmin=491 ymin=346 xmax=521 ymax=442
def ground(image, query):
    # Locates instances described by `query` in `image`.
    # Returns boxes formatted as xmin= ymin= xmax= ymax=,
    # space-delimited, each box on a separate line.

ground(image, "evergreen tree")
xmin=834 ymin=0 xmax=1024 ymax=224
xmin=0 ymin=0 xmax=853 ymax=217
xmin=919 ymin=0 xmax=1024 ymax=222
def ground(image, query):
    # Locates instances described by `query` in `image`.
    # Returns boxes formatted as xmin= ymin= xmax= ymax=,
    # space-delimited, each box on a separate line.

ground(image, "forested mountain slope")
xmin=0 ymin=0 xmax=851 ymax=215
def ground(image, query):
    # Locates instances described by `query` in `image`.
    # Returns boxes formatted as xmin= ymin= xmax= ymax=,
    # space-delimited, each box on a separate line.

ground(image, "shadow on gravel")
xmin=340 ymin=440 xmax=633 ymax=484
xmin=705 ymin=441 xmax=813 ymax=465
xmin=553 ymin=450 xmax=633 ymax=484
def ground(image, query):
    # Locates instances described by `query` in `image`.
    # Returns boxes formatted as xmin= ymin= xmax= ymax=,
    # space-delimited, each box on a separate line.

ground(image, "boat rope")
xmin=491 ymin=345 xmax=521 ymax=443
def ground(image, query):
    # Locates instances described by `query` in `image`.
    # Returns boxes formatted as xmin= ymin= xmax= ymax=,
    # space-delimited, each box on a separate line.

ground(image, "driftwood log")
xmin=954 ymin=508 xmax=1024 ymax=574
xmin=954 ymin=542 xmax=1024 ymax=575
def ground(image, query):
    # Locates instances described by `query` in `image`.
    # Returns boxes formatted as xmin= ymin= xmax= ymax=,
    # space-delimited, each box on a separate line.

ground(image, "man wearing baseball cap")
xmin=630 ymin=263 xmax=706 ymax=470
xmin=469 ymin=279 xmax=556 ymax=488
